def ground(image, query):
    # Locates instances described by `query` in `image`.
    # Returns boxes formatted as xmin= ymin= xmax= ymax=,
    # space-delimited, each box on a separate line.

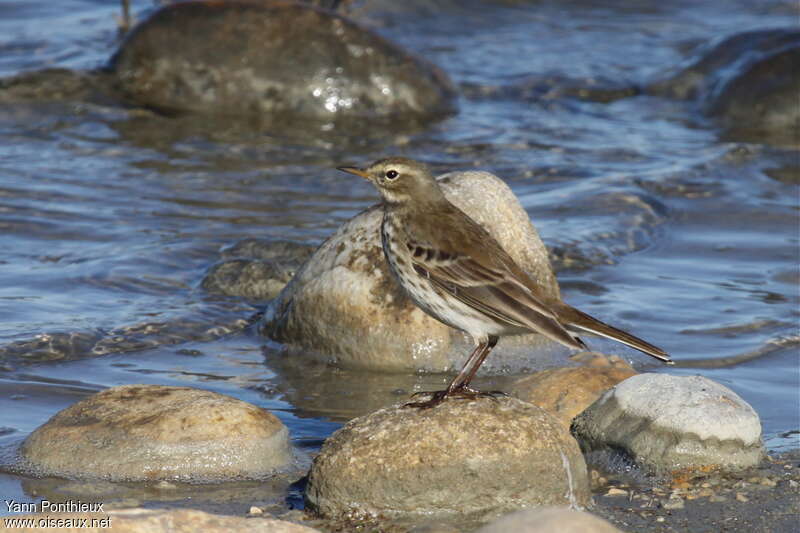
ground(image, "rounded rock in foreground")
xmin=262 ymin=170 xmax=561 ymax=372
xmin=110 ymin=1 xmax=456 ymax=120
xmin=21 ymin=385 xmax=291 ymax=481
xmin=571 ymin=374 xmax=764 ymax=472
xmin=306 ymin=397 xmax=590 ymax=519
xmin=510 ymin=364 xmax=637 ymax=428
xmin=476 ymin=507 xmax=623 ymax=533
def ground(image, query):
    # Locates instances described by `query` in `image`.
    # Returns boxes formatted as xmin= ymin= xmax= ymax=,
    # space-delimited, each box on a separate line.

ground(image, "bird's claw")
xmin=403 ymin=386 xmax=507 ymax=409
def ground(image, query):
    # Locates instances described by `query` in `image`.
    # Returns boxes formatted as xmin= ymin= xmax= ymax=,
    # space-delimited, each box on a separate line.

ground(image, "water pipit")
xmin=338 ymin=157 xmax=671 ymax=409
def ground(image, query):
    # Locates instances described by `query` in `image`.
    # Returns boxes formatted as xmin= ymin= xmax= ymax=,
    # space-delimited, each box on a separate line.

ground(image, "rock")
xmin=261 ymin=170 xmax=561 ymax=372
xmin=648 ymin=28 xmax=800 ymax=144
xmin=219 ymin=239 xmax=315 ymax=263
xmin=202 ymin=259 xmax=297 ymax=301
xmin=305 ymin=397 xmax=590 ymax=519
xmin=202 ymin=239 xmax=315 ymax=301
xmin=571 ymin=374 xmax=764 ymax=472
xmin=20 ymin=385 xmax=292 ymax=481
xmin=476 ymin=507 xmax=624 ymax=533
xmin=109 ymin=1 xmax=456 ymax=121
xmin=509 ymin=365 xmax=637 ymax=428
xmin=5 ymin=508 xmax=320 ymax=533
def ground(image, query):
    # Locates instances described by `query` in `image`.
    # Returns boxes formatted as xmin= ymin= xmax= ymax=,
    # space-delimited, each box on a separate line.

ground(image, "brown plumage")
xmin=338 ymin=157 xmax=671 ymax=408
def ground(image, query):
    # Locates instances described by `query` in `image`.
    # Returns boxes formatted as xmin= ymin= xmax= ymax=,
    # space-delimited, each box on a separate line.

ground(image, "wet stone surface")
xmin=109 ymin=1 xmax=457 ymax=121
xmin=202 ymin=239 xmax=315 ymax=301
xmin=648 ymin=27 xmax=800 ymax=144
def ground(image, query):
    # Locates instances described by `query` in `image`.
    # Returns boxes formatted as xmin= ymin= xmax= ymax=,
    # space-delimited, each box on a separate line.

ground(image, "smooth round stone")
xmin=305 ymin=397 xmax=590 ymax=518
xmin=21 ymin=385 xmax=291 ymax=481
xmin=261 ymin=170 xmax=561 ymax=372
xmin=509 ymin=364 xmax=637 ymax=428
xmin=110 ymin=1 xmax=456 ymax=120
xmin=571 ymin=374 xmax=764 ymax=472
xmin=476 ymin=507 xmax=623 ymax=533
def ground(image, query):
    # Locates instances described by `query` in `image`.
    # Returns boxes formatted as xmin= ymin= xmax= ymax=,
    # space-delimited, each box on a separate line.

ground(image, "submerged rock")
xmin=648 ymin=28 xmax=800 ymax=144
xmin=21 ymin=385 xmax=292 ymax=481
xmin=571 ymin=374 xmax=764 ymax=473
xmin=109 ymin=1 xmax=456 ymax=121
xmin=202 ymin=239 xmax=315 ymax=301
xmin=509 ymin=364 xmax=637 ymax=428
xmin=305 ymin=397 xmax=590 ymax=519
xmin=260 ymin=170 xmax=561 ymax=372
xmin=476 ymin=507 xmax=623 ymax=533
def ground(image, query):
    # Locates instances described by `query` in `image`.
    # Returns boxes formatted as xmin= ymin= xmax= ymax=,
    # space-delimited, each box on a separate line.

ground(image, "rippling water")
xmin=0 ymin=0 xmax=797 ymax=518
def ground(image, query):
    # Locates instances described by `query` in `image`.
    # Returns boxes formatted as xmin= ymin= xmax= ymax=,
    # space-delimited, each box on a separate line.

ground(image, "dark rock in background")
xmin=648 ymin=28 xmax=800 ymax=144
xmin=109 ymin=1 xmax=457 ymax=121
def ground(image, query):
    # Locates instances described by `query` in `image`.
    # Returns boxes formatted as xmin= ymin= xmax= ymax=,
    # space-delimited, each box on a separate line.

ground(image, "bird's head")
xmin=337 ymin=157 xmax=443 ymax=205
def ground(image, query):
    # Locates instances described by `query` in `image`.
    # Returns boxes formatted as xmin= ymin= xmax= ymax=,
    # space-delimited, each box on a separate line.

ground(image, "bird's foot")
xmin=403 ymin=386 xmax=507 ymax=409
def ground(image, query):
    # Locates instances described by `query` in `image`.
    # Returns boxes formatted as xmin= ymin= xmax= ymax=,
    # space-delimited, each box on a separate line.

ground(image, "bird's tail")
xmin=553 ymin=302 xmax=673 ymax=364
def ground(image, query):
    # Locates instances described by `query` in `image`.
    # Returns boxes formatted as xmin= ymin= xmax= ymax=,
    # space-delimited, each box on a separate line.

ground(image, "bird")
xmin=337 ymin=157 xmax=672 ymax=409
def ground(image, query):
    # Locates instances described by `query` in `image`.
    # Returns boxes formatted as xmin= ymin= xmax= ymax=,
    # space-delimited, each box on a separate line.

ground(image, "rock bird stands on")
xmin=338 ymin=157 xmax=671 ymax=408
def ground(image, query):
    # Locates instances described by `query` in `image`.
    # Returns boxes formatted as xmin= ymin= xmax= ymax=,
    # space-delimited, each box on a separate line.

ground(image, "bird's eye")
xmin=385 ymin=170 xmax=399 ymax=180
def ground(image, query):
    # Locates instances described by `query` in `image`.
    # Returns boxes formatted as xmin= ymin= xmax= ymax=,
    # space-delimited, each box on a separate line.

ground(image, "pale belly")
xmin=380 ymin=216 xmax=514 ymax=340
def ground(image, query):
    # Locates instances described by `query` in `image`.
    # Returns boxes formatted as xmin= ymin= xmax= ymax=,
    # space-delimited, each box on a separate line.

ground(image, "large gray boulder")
xmin=21 ymin=385 xmax=292 ymax=481
xmin=110 ymin=1 xmax=456 ymax=121
xmin=305 ymin=397 xmax=590 ymax=519
xmin=571 ymin=373 xmax=764 ymax=472
xmin=260 ymin=170 xmax=562 ymax=372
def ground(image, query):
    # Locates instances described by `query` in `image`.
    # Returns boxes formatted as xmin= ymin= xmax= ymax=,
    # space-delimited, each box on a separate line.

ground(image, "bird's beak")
xmin=336 ymin=166 xmax=370 ymax=180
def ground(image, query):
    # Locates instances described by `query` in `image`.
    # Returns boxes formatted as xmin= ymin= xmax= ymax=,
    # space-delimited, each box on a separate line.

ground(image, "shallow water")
xmin=0 ymin=0 xmax=798 ymax=520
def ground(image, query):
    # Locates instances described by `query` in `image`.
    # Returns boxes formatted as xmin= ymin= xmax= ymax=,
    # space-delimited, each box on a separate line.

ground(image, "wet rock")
xmin=476 ymin=507 xmax=623 ymax=533
xmin=571 ymin=374 xmax=764 ymax=472
xmin=648 ymin=28 xmax=800 ymax=144
xmin=305 ymin=397 xmax=590 ymax=519
xmin=109 ymin=1 xmax=456 ymax=121
xmin=463 ymin=74 xmax=639 ymax=104
xmin=509 ymin=364 xmax=637 ymax=428
xmin=202 ymin=239 xmax=315 ymax=301
xmin=261 ymin=170 xmax=561 ymax=372
xmin=203 ymin=260 xmax=296 ymax=301
xmin=0 ymin=68 xmax=116 ymax=104
xmin=21 ymin=385 xmax=292 ymax=481
xmin=6 ymin=508 xmax=320 ymax=533
xmin=219 ymin=239 xmax=315 ymax=263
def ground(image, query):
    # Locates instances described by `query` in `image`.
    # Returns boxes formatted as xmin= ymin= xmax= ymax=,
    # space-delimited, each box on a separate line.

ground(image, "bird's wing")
xmin=406 ymin=241 xmax=585 ymax=350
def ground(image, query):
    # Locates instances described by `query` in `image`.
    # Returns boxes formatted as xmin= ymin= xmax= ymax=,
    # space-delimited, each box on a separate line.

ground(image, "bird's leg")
xmin=404 ymin=336 xmax=502 ymax=409
xmin=447 ymin=335 xmax=499 ymax=393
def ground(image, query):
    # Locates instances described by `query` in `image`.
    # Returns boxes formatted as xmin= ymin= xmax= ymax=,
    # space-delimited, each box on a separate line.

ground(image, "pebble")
xmin=735 ymin=493 xmax=749 ymax=502
xmin=663 ymin=497 xmax=684 ymax=510
xmin=605 ymin=488 xmax=628 ymax=497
